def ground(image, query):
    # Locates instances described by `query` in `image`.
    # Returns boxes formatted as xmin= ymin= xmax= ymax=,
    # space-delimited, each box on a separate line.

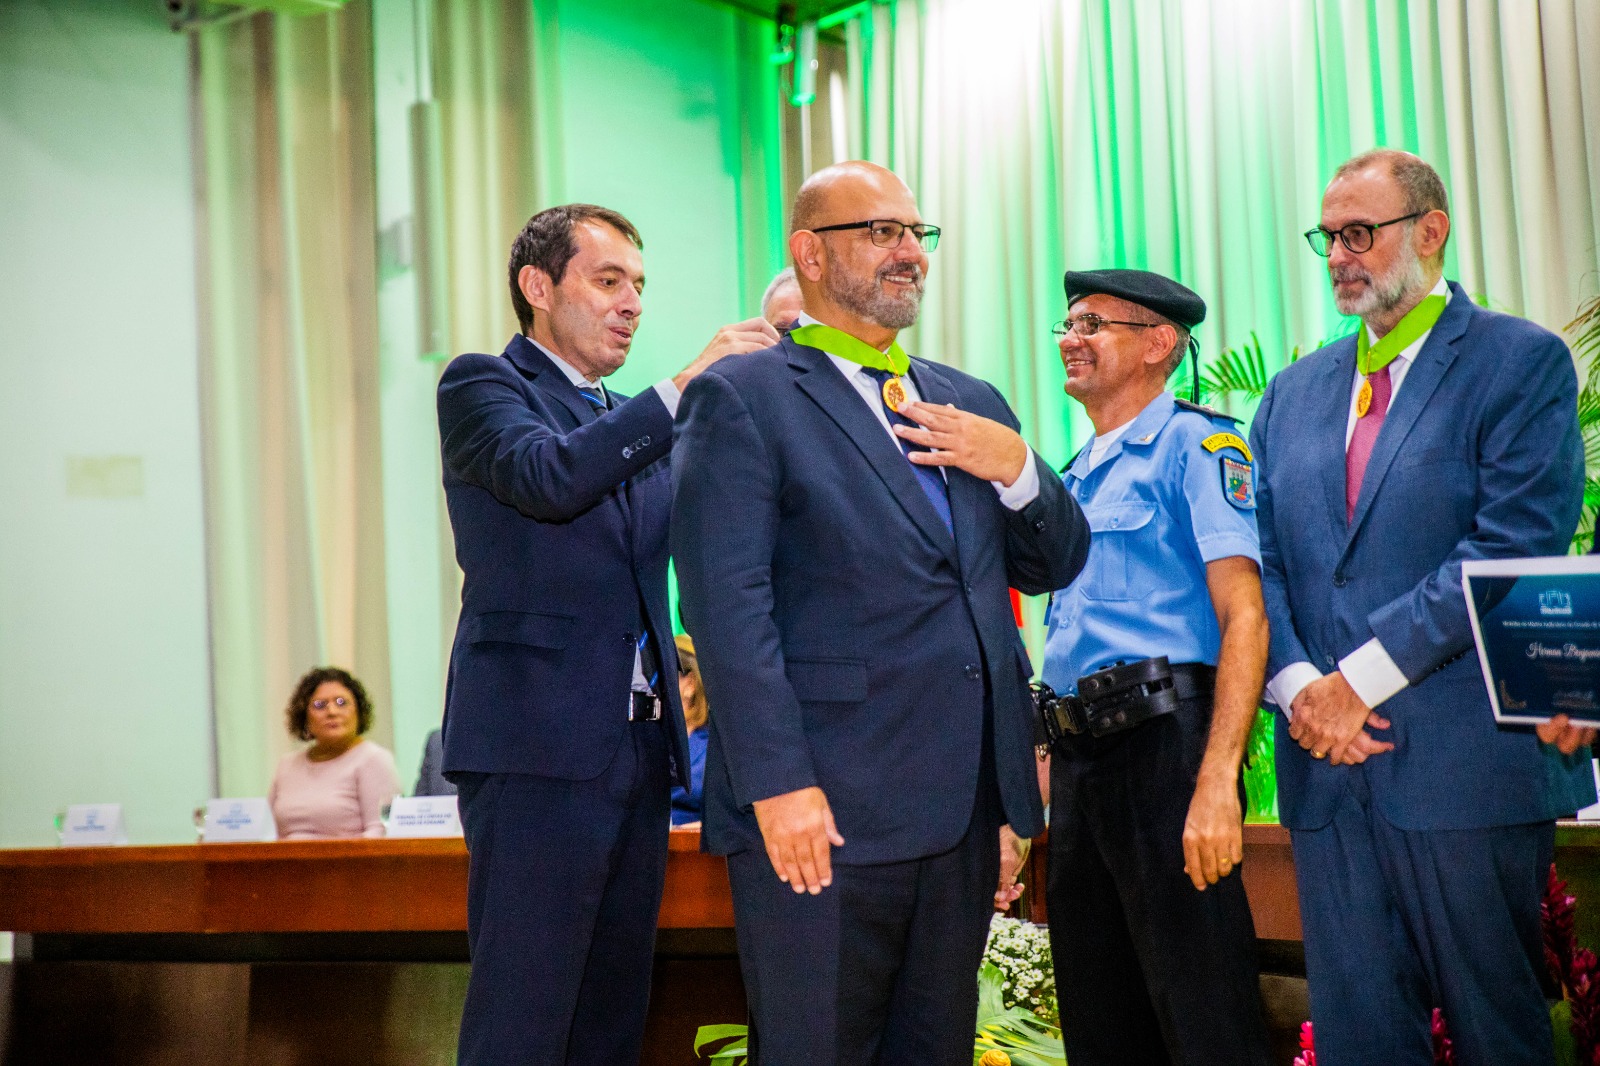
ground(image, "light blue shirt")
xmin=1042 ymin=391 xmax=1260 ymax=694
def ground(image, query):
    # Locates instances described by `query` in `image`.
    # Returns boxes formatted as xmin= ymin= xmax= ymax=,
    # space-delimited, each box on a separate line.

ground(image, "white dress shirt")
xmin=1265 ymin=277 xmax=1453 ymax=716
xmin=795 ymin=313 xmax=1041 ymax=509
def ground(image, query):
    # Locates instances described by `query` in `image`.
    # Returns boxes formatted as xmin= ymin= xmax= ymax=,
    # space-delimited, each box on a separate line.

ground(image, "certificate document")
xmin=1463 ymin=555 xmax=1600 ymax=727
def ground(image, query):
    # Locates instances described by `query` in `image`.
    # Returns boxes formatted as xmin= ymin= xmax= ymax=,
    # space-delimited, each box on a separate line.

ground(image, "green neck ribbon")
xmin=1357 ymin=293 xmax=1447 ymax=375
xmin=790 ymin=322 xmax=910 ymax=375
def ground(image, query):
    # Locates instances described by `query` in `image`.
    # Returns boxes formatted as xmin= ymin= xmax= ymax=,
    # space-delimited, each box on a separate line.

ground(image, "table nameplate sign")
xmin=1464 ymin=555 xmax=1600 ymax=727
xmin=59 ymin=803 xmax=127 ymax=847
xmin=202 ymin=798 xmax=278 ymax=843
xmin=385 ymin=796 xmax=463 ymax=838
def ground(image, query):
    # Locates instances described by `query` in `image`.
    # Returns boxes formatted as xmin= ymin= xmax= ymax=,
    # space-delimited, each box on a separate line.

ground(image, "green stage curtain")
xmin=804 ymin=0 xmax=1600 ymax=466
xmin=194 ymin=4 xmax=394 ymax=795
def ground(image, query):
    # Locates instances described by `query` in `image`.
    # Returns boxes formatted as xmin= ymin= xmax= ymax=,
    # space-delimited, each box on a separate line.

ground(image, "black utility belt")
xmin=1032 ymin=657 xmax=1216 ymax=748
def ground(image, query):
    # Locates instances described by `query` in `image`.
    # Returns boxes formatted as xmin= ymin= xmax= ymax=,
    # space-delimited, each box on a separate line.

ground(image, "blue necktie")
xmin=577 ymin=385 xmax=608 ymax=413
xmin=863 ymin=368 xmax=952 ymax=535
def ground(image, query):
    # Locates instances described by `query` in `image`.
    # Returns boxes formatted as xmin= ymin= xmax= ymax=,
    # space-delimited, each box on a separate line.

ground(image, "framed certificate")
xmin=1463 ymin=555 xmax=1600 ymax=727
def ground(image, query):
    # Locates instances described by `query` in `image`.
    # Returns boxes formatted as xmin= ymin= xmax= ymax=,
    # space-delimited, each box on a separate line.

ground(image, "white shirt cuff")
xmin=1265 ymin=661 xmax=1323 ymax=720
xmin=993 ymin=447 xmax=1041 ymax=510
xmin=1338 ymin=638 xmax=1409 ymax=710
xmin=653 ymin=379 xmax=682 ymax=417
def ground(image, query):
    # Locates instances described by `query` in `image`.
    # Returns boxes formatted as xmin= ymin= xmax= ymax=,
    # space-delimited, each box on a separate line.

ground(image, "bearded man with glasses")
xmin=1251 ymin=148 xmax=1594 ymax=1065
xmin=672 ymin=160 xmax=1088 ymax=1065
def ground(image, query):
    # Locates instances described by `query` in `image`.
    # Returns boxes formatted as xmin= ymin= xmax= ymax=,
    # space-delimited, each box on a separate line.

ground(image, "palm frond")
xmin=974 ymin=962 xmax=1069 ymax=1065
xmin=1198 ymin=333 xmax=1271 ymax=403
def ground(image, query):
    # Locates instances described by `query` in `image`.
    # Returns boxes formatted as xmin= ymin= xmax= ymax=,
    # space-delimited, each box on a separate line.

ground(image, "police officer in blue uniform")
xmin=1039 ymin=270 xmax=1272 ymax=1066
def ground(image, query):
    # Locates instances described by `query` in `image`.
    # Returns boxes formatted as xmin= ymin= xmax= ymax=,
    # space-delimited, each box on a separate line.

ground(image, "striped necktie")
xmin=863 ymin=367 xmax=953 ymax=535
xmin=577 ymin=385 xmax=608 ymax=413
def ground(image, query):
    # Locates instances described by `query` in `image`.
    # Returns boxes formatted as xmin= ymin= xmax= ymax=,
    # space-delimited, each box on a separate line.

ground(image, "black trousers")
xmin=1046 ymin=696 xmax=1271 ymax=1066
xmin=727 ymin=768 xmax=1003 ymax=1066
xmin=452 ymin=720 xmax=671 ymax=1066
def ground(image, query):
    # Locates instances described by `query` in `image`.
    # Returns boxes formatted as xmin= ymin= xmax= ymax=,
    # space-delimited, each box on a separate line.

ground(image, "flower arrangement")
xmin=982 ymin=914 xmax=1059 ymax=1025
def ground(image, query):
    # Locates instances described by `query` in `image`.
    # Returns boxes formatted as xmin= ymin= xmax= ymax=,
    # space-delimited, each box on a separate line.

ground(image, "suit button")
xmin=964 ymin=582 xmax=975 ymax=595
xmin=624 ymin=632 xmax=635 ymax=644
xmin=622 ymin=446 xmax=634 ymax=459
xmin=1333 ymin=573 xmax=1347 ymax=588
xmin=964 ymin=664 xmax=982 ymax=680
xmin=640 ymin=435 xmax=651 ymax=446
xmin=1325 ymin=655 xmax=1336 ymax=668
xmin=1033 ymin=520 xmax=1047 ymax=533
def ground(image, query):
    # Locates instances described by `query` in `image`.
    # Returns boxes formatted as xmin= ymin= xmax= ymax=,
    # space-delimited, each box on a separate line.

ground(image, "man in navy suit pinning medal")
xmin=672 ymin=162 xmax=1089 ymax=1065
xmin=436 ymin=203 xmax=777 ymax=1065
xmin=1036 ymin=268 xmax=1273 ymax=1065
xmin=1252 ymin=149 xmax=1595 ymax=1065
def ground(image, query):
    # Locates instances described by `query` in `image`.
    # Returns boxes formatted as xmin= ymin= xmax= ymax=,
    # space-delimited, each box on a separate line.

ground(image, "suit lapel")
xmin=1345 ymin=284 xmax=1471 ymax=544
xmin=1319 ymin=338 xmax=1357 ymax=536
xmin=509 ymin=335 xmax=597 ymax=429
xmin=789 ymin=339 xmax=960 ymax=565
xmin=509 ymin=334 xmax=633 ymax=531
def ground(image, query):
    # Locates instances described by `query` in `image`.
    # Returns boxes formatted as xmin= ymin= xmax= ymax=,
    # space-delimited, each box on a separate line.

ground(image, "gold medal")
xmin=1356 ymin=377 xmax=1373 ymax=418
xmin=881 ymin=374 xmax=907 ymax=413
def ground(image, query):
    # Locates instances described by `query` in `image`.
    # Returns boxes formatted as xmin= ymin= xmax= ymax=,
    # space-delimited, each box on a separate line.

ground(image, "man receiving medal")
xmin=1252 ymin=148 xmax=1594 ymax=1065
xmin=671 ymin=160 xmax=1089 ymax=1065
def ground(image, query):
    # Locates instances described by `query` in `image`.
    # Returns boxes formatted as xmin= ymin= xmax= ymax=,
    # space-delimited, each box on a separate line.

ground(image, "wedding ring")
xmin=1312 ymin=749 xmax=1327 ymax=760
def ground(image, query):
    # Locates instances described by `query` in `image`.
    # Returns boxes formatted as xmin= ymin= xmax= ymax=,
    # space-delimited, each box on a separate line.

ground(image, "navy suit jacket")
xmin=437 ymin=334 xmax=690 ymax=786
xmin=1250 ymin=282 xmax=1594 ymax=832
xmin=671 ymin=336 xmax=1089 ymax=864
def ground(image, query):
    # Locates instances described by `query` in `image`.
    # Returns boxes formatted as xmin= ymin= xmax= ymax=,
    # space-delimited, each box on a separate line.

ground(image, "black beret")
xmin=1063 ymin=268 xmax=1206 ymax=329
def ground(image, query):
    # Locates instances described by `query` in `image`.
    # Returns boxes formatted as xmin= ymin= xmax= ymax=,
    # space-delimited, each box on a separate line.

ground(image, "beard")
xmin=1330 ymin=239 xmax=1427 ymax=318
xmin=824 ymin=259 xmax=925 ymax=330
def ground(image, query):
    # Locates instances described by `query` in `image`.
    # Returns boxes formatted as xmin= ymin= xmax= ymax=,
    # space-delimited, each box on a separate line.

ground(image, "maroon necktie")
xmin=1345 ymin=365 xmax=1392 ymax=521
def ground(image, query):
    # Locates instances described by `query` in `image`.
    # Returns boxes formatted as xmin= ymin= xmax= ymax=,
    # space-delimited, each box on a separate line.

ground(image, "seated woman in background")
xmin=269 ymin=666 xmax=401 ymax=840
xmin=670 ymin=634 xmax=710 ymax=828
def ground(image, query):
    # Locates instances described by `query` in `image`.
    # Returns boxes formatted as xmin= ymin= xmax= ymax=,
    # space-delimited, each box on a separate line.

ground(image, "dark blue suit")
xmin=672 ymin=336 xmax=1088 ymax=1064
xmin=1251 ymin=283 xmax=1594 ymax=1065
xmin=438 ymin=334 xmax=690 ymax=1065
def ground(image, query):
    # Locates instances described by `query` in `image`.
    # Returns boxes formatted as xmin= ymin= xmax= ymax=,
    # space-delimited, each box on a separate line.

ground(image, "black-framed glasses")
xmin=811 ymin=219 xmax=942 ymax=252
xmin=1303 ymin=212 xmax=1422 ymax=256
xmin=1051 ymin=315 xmax=1157 ymax=339
xmin=310 ymin=696 xmax=350 ymax=711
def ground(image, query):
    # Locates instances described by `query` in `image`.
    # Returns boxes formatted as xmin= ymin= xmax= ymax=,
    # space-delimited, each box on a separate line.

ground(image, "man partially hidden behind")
xmin=671 ymin=161 xmax=1089 ymax=1065
xmin=436 ymin=204 xmax=776 ymax=1064
xmin=1252 ymin=149 xmax=1596 ymax=1064
xmin=761 ymin=266 xmax=803 ymax=332
xmin=1040 ymin=269 xmax=1272 ymax=1065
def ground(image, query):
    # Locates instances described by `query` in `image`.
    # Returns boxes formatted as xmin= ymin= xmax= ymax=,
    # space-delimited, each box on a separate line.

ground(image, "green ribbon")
xmin=1357 ymin=293 xmax=1447 ymax=375
xmin=789 ymin=322 xmax=910 ymax=375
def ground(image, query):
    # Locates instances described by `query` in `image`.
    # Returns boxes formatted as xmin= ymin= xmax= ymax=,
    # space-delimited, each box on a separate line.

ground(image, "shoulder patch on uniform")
xmin=1174 ymin=397 xmax=1240 ymax=423
xmin=1221 ymin=456 xmax=1255 ymax=509
xmin=1201 ymin=431 xmax=1253 ymax=462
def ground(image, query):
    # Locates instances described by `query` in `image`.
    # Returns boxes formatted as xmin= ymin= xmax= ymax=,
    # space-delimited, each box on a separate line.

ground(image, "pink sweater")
xmin=268 ymin=740 xmax=401 ymax=840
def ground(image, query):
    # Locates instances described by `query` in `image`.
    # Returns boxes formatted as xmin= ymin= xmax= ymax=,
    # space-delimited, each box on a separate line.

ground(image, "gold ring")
xmin=1312 ymin=749 xmax=1326 ymax=760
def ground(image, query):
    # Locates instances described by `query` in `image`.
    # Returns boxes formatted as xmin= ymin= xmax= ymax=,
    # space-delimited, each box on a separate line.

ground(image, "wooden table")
xmin=0 ymin=833 xmax=738 ymax=1065
xmin=8 ymin=823 xmax=1597 ymax=1065
xmin=0 ymin=831 xmax=732 ymax=962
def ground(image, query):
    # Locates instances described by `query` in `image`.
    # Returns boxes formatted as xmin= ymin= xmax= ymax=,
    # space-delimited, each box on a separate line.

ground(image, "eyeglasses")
xmin=310 ymin=696 xmax=350 ymax=711
xmin=1303 ymin=212 xmax=1421 ymax=256
xmin=1051 ymin=314 xmax=1158 ymax=339
xmin=810 ymin=219 xmax=942 ymax=252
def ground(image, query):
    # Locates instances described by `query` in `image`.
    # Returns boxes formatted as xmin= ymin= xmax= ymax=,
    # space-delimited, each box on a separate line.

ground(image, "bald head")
xmin=790 ymin=161 xmax=915 ymax=234
xmin=786 ymin=161 xmax=930 ymax=339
